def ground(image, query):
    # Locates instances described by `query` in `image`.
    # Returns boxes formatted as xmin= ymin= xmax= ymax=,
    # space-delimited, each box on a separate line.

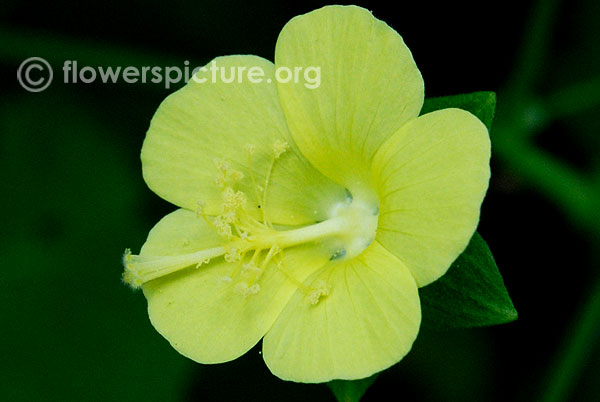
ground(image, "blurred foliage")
xmin=1 ymin=0 xmax=599 ymax=401
xmin=0 ymin=90 xmax=191 ymax=402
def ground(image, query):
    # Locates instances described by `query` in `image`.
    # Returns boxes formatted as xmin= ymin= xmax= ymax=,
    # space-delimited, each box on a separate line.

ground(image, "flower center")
xmin=328 ymin=197 xmax=379 ymax=260
xmin=123 ymin=141 xmax=379 ymax=303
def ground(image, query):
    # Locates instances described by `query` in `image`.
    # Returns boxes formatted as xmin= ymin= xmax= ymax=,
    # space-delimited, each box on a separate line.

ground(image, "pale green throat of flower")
xmin=123 ymin=139 xmax=379 ymax=304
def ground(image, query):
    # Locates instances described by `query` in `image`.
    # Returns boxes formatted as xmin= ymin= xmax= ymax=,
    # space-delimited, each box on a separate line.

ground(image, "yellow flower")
xmin=123 ymin=5 xmax=490 ymax=383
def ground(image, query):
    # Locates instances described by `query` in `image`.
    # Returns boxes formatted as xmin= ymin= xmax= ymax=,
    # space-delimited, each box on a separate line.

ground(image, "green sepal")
xmin=327 ymin=374 xmax=379 ymax=402
xmin=420 ymin=232 xmax=517 ymax=329
xmin=421 ymin=91 xmax=497 ymax=130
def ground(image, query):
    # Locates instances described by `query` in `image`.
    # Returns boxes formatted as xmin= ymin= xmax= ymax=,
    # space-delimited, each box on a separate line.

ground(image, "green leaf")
xmin=327 ymin=374 xmax=379 ymax=402
xmin=421 ymin=91 xmax=496 ymax=130
xmin=419 ymin=232 xmax=518 ymax=329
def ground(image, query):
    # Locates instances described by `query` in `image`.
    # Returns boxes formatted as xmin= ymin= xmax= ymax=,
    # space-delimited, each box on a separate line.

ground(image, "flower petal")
xmin=372 ymin=108 xmax=491 ymax=287
xmin=274 ymin=5 xmax=423 ymax=194
xmin=262 ymin=241 xmax=420 ymax=382
xmin=141 ymin=55 xmax=347 ymax=225
xmin=140 ymin=209 xmax=331 ymax=363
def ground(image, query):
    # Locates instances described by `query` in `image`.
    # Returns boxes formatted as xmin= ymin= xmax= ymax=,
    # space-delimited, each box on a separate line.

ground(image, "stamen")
xmin=236 ymin=249 xmax=264 ymax=292
xmin=230 ymin=248 xmax=261 ymax=279
xmin=213 ymin=215 xmax=233 ymax=239
xmin=241 ymin=262 xmax=262 ymax=276
xmin=234 ymin=282 xmax=261 ymax=297
xmin=220 ymin=210 xmax=237 ymax=224
xmin=196 ymin=200 xmax=217 ymax=229
xmin=272 ymin=257 xmax=312 ymax=295
xmin=245 ymin=144 xmax=263 ymax=209
xmin=239 ymin=245 xmax=282 ymax=292
xmin=273 ymin=139 xmax=289 ymax=159
xmin=307 ymin=280 xmax=331 ymax=305
xmin=262 ymin=140 xmax=289 ymax=227
xmin=262 ymin=161 xmax=275 ymax=226
xmin=222 ymin=187 xmax=247 ymax=211
xmin=245 ymin=143 xmax=256 ymax=155
xmin=214 ymin=158 xmax=243 ymax=188
xmin=224 ymin=247 xmax=242 ymax=263
xmin=249 ymin=248 xmax=262 ymax=265
xmin=261 ymin=245 xmax=281 ymax=269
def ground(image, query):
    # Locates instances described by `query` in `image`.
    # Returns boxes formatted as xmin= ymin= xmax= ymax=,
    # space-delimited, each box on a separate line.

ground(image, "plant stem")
xmin=543 ymin=75 xmax=600 ymax=123
xmin=505 ymin=0 xmax=561 ymax=98
xmin=539 ymin=270 xmax=600 ymax=402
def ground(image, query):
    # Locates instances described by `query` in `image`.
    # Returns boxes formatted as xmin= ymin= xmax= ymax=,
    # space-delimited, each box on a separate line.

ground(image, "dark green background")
xmin=2 ymin=0 xmax=599 ymax=401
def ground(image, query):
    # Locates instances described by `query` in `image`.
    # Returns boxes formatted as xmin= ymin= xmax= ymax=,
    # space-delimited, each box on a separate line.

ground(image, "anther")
xmin=273 ymin=139 xmax=290 ymax=159
xmin=214 ymin=158 xmax=244 ymax=188
xmin=234 ymin=282 xmax=261 ymax=297
xmin=245 ymin=143 xmax=256 ymax=155
xmin=241 ymin=262 xmax=261 ymax=276
xmin=222 ymin=187 xmax=247 ymax=211
xmin=307 ymin=280 xmax=331 ymax=305
xmin=213 ymin=215 xmax=233 ymax=239
xmin=224 ymin=247 xmax=242 ymax=263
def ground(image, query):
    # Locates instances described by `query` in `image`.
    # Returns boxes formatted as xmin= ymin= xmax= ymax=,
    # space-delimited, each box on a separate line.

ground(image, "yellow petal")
xmin=141 ymin=55 xmax=347 ymax=225
xmin=274 ymin=5 xmax=423 ymax=195
xmin=140 ymin=209 xmax=331 ymax=363
xmin=372 ymin=108 xmax=491 ymax=287
xmin=262 ymin=241 xmax=420 ymax=382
